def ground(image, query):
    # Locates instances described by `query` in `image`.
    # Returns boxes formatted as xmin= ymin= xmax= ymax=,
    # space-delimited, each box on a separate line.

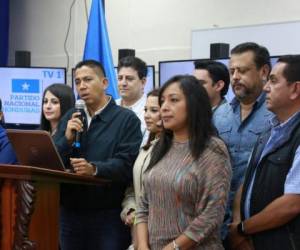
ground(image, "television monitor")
xmin=270 ymin=56 xmax=279 ymax=66
xmin=159 ymin=59 xmax=197 ymax=86
xmin=159 ymin=58 xmax=234 ymax=101
xmin=0 ymin=67 xmax=66 ymax=129
xmin=141 ymin=65 xmax=155 ymax=94
xmin=158 ymin=56 xmax=281 ymax=102
xmin=72 ymin=65 xmax=155 ymax=99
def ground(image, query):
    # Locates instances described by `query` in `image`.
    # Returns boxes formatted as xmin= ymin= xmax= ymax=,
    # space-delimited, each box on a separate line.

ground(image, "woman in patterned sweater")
xmin=136 ymin=75 xmax=231 ymax=250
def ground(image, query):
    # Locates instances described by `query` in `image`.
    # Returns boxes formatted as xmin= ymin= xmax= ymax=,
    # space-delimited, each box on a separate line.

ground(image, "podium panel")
xmin=1 ymin=180 xmax=15 ymax=250
xmin=0 ymin=164 xmax=109 ymax=250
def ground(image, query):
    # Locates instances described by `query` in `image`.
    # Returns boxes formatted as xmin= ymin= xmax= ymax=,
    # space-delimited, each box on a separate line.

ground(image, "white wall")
xmin=192 ymin=21 xmax=300 ymax=59
xmin=9 ymin=0 xmax=300 ymax=84
xmin=105 ymin=0 xmax=300 ymax=65
xmin=9 ymin=0 xmax=86 ymax=82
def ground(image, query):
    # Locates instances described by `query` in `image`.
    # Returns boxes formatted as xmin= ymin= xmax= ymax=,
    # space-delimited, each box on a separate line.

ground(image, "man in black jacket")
xmin=229 ymin=55 xmax=300 ymax=250
xmin=54 ymin=60 xmax=142 ymax=250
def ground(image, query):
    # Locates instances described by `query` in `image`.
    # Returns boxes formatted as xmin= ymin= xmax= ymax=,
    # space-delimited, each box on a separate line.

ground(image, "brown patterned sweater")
xmin=136 ymin=136 xmax=231 ymax=250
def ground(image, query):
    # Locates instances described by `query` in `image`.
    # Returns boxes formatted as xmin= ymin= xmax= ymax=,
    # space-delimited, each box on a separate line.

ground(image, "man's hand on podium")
xmin=70 ymin=157 xmax=96 ymax=176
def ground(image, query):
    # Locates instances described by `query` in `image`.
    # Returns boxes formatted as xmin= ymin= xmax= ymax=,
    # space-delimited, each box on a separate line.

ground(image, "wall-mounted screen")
xmin=159 ymin=59 xmax=198 ymax=86
xmin=270 ymin=56 xmax=279 ymax=66
xmin=159 ymin=56 xmax=281 ymax=102
xmin=141 ymin=65 xmax=155 ymax=94
xmin=72 ymin=65 xmax=155 ymax=99
xmin=159 ymin=58 xmax=234 ymax=101
xmin=0 ymin=67 xmax=66 ymax=128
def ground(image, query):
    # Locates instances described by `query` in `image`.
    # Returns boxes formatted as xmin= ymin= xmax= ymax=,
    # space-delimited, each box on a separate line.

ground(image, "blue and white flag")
xmin=12 ymin=79 xmax=40 ymax=93
xmin=83 ymin=0 xmax=119 ymax=99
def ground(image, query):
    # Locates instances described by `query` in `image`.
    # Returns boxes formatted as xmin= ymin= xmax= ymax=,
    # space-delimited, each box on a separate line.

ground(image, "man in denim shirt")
xmin=229 ymin=55 xmax=300 ymax=250
xmin=213 ymin=42 xmax=273 ymax=245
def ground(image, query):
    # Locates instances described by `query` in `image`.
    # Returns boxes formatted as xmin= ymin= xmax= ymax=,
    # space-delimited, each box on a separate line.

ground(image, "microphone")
xmin=73 ymin=99 xmax=86 ymax=149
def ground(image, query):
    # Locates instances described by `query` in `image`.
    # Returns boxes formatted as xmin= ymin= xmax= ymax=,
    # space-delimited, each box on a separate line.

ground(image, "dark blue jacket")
xmin=54 ymin=98 xmax=142 ymax=210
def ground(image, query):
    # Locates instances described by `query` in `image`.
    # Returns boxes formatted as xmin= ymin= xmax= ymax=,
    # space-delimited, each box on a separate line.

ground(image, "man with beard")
xmin=213 ymin=42 xmax=273 ymax=248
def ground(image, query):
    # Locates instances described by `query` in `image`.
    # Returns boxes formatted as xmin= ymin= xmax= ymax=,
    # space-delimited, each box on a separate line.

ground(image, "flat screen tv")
xmin=159 ymin=59 xmax=199 ymax=86
xmin=158 ymin=58 xmax=234 ymax=101
xmin=159 ymin=56 xmax=281 ymax=102
xmin=270 ymin=56 xmax=279 ymax=66
xmin=0 ymin=67 xmax=66 ymax=129
xmin=141 ymin=65 xmax=156 ymax=94
xmin=72 ymin=65 xmax=156 ymax=99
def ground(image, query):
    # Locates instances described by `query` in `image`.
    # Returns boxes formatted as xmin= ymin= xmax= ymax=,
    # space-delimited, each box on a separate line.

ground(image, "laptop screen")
xmin=6 ymin=129 xmax=65 ymax=171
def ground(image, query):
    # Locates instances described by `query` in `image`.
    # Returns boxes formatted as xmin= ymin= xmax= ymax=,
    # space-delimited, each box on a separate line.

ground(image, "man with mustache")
xmin=213 ymin=42 xmax=273 ymax=248
xmin=229 ymin=55 xmax=300 ymax=250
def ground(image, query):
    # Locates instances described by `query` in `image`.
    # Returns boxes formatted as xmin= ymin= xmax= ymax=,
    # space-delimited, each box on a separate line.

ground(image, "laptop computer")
xmin=6 ymin=129 xmax=66 ymax=171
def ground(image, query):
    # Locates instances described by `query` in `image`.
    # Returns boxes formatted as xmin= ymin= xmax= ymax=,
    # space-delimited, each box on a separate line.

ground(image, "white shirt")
xmin=116 ymin=95 xmax=148 ymax=145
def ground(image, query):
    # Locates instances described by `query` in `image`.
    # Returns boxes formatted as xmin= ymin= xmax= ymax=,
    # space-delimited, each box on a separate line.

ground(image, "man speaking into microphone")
xmin=54 ymin=60 xmax=142 ymax=250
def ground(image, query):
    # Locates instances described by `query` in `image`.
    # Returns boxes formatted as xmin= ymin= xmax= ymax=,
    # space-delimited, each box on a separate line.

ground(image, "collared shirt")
xmin=212 ymin=98 xmax=227 ymax=113
xmin=213 ymin=92 xmax=273 ymax=238
xmin=213 ymin=93 xmax=273 ymax=194
xmin=244 ymin=111 xmax=300 ymax=219
xmin=116 ymin=94 xmax=148 ymax=145
xmin=85 ymin=96 xmax=111 ymax=128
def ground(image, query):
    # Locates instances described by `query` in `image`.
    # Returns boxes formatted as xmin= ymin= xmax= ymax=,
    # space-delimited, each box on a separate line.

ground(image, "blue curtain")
xmin=0 ymin=0 xmax=9 ymax=66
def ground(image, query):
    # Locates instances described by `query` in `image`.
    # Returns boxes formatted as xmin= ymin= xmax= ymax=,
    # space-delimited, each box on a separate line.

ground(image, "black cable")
xmin=64 ymin=0 xmax=77 ymax=73
xmin=84 ymin=0 xmax=89 ymax=23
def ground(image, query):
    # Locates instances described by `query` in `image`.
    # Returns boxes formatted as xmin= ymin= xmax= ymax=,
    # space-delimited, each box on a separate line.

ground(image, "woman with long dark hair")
xmin=40 ymin=84 xmax=75 ymax=136
xmin=136 ymin=75 xmax=231 ymax=250
xmin=121 ymin=89 xmax=162 ymax=249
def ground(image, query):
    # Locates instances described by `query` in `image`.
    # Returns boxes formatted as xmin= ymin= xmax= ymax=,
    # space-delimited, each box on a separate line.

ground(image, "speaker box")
xmin=118 ymin=49 xmax=135 ymax=61
xmin=15 ymin=51 xmax=31 ymax=67
xmin=210 ymin=43 xmax=229 ymax=59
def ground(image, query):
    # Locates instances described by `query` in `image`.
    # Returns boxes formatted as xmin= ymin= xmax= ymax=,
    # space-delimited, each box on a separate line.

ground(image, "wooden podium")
xmin=0 ymin=164 xmax=109 ymax=250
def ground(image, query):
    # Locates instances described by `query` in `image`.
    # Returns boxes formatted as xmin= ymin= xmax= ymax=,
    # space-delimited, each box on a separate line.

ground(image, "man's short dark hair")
xmin=231 ymin=42 xmax=271 ymax=70
xmin=75 ymin=59 xmax=106 ymax=77
xmin=277 ymin=55 xmax=300 ymax=83
xmin=0 ymin=98 xmax=2 ymax=112
xmin=194 ymin=59 xmax=230 ymax=97
xmin=117 ymin=56 xmax=148 ymax=79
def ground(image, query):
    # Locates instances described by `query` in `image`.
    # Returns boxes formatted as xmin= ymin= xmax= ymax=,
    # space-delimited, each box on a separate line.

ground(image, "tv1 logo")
xmin=42 ymin=70 xmax=63 ymax=79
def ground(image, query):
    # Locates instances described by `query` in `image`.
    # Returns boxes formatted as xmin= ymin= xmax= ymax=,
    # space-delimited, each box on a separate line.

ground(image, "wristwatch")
xmin=237 ymin=221 xmax=248 ymax=236
xmin=172 ymin=240 xmax=180 ymax=250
